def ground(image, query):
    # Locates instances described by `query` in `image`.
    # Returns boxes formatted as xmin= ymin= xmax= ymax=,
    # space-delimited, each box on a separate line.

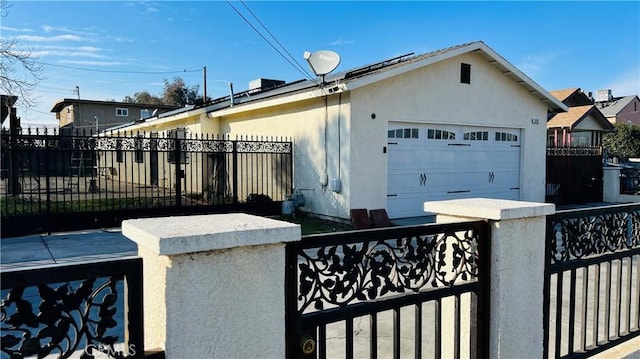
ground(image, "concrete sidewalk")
xmin=1 ymin=228 xmax=137 ymax=270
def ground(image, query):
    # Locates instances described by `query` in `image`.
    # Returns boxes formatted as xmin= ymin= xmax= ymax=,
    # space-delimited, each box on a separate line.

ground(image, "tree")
xmin=602 ymin=123 xmax=640 ymax=161
xmin=0 ymin=0 xmax=44 ymax=109
xmin=123 ymin=77 xmax=210 ymax=107
xmin=162 ymin=77 xmax=202 ymax=107
xmin=123 ymin=91 xmax=163 ymax=105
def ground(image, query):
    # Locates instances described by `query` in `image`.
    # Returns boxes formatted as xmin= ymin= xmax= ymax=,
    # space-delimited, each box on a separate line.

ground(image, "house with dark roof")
xmin=547 ymin=88 xmax=614 ymax=147
xmin=594 ymin=90 xmax=640 ymax=125
xmin=110 ymin=41 xmax=566 ymax=221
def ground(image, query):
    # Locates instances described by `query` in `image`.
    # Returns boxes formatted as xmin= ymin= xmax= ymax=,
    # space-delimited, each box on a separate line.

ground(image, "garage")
xmin=387 ymin=122 xmax=521 ymax=218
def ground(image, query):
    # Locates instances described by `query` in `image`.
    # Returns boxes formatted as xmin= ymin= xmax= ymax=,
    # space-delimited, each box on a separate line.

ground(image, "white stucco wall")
xmin=116 ymin=50 xmax=552 ymax=220
xmin=426 ymin=198 xmax=555 ymax=359
xmin=603 ymin=167 xmax=640 ymax=203
xmin=215 ymin=94 xmax=353 ymax=220
xmin=350 ymin=51 xmax=550 ymax=207
xmin=122 ymin=214 xmax=301 ymax=358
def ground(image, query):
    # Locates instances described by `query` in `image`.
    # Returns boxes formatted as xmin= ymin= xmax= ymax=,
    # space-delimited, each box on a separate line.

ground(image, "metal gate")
xmin=543 ymin=204 xmax=640 ymax=358
xmin=546 ymin=147 xmax=603 ymax=205
xmin=285 ymin=221 xmax=490 ymax=359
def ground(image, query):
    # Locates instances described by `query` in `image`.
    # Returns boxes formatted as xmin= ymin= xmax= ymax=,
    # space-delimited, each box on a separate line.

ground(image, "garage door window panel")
xmin=388 ymin=128 xmax=419 ymax=139
xmin=463 ymin=131 xmax=489 ymax=141
xmin=427 ymin=128 xmax=456 ymax=140
xmin=495 ymin=131 xmax=518 ymax=142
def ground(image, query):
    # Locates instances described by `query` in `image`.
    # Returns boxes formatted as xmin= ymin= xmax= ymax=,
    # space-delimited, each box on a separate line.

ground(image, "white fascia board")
xmin=344 ymin=42 xmax=568 ymax=113
xmin=344 ymin=44 xmax=476 ymax=90
xmin=207 ymin=87 xmax=331 ymax=118
xmin=478 ymin=43 xmax=568 ymax=113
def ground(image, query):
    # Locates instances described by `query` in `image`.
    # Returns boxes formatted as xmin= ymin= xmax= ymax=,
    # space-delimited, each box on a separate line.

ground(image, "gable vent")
xmin=460 ymin=63 xmax=471 ymax=84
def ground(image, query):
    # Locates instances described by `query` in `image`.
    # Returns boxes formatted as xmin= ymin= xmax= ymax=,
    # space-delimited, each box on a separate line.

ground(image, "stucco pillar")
xmin=424 ymin=198 xmax=555 ymax=359
xmin=122 ymin=213 xmax=300 ymax=359
xmin=603 ymin=167 xmax=621 ymax=202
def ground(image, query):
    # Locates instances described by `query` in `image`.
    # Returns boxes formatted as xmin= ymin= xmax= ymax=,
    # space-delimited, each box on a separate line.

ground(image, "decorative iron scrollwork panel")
xmin=549 ymin=207 xmax=640 ymax=264
xmin=1 ymin=276 xmax=126 ymax=359
xmin=237 ymin=141 xmax=292 ymax=153
xmin=547 ymin=147 xmax=602 ymax=156
xmin=295 ymin=229 xmax=479 ymax=314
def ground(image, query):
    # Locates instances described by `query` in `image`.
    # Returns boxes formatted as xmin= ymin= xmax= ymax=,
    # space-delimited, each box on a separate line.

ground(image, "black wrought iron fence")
xmin=544 ymin=203 xmax=640 ymax=359
xmin=546 ymin=147 xmax=603 ymax=205
xmin=285 ymin=221 xmax=490 ymax=359
xmin=1 ymin=128 xmax=292 ymax=237
xmin=1 ymin=257 xmax=144 ymax=358
xmin=620 ymin=168 xmax=640 ymax=195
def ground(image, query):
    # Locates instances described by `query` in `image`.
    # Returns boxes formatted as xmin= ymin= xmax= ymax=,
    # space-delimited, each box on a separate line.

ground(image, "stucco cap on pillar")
xmin=424 ymin=198 xmax=555 ymax=220
xmin=122 ymin=213 xmax=300 ymax=256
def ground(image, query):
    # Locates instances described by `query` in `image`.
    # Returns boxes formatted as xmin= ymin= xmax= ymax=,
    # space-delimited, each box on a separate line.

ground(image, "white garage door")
xmin=387 ymin=123 xmax=521 ymax=219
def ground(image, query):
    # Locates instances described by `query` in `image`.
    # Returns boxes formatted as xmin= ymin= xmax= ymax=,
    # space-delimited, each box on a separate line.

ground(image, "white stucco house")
xmin=111 ymin=41 xmax=567 ymax=221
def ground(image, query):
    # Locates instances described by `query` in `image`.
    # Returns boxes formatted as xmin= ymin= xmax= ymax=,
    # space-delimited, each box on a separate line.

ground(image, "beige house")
xmin=114 ymin=41 xmax=567 ymax=221
xmin=51 ymin=98 xmax=178 ymax=132
xmin=547 ymin=88 xmax=614 ymax=147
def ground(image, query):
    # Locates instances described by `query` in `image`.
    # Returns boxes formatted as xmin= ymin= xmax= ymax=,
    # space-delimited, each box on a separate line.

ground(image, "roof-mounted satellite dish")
xmin=303 ymin=50 xmax=341 ymax=82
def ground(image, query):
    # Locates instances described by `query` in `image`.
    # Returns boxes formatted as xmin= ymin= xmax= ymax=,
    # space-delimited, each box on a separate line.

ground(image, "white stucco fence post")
xmin=424 ymin=198 xmax=555 ymax=359
xmin=603 ymin=167 xmax=621 ymax=203
xmin=122 ymin=213 xmax=300 ymax=359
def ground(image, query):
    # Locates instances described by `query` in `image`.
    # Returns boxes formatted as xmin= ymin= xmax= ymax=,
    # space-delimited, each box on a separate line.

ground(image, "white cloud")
xmin=329 ymin=38 xmax=356 ymax=46
xmin=516 ymin=52 xmax=557 ymax=78
xmin=111 ymin=36 xmax=135 ymax=43
xmin=0 ymin=26 xmax=35 ymax=32
xmin=58 ymin=60 xmax=128 ymax=67
xmin=16 ymin=34 xmax=84 ymax=42
xmin=41 ymin=25 xmax=97 ymax=37
xmin=36 ymin=50 xmax=106 ymax=59
xmin=35 ymin=45 xmax=102 ymax=52
xmin=604 ymin=67 xmax=640 ymax=96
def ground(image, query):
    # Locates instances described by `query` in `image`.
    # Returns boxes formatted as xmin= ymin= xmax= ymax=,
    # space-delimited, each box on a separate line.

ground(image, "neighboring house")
xmin=594 ymin=89 xmax=640 ymax=125
xmin=547 ymin=88 xmax=614 ymax=147
xmin=111 ymin=41 xmax=567 ymax=220
xmin=50 ymin=98 xmax=179 ymax=132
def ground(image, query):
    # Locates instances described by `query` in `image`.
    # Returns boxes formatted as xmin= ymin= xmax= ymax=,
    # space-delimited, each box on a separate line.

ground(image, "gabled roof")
xmin=120 ymin=41 xmax=567 ymax=130
xmin=549 ymin=88 xmax=593 ymax=107
xmin=549 ymin=88 xmax=580 ymax=102
xmin=204 ymin=41 xmax=567 ymax=115
xmin=336 ymin=41 xmax=568 ymax=112
xmin=598 ymin=95 xmax=638 ymax=117
xmin=547 ymin=105 xmax=614 ymax=131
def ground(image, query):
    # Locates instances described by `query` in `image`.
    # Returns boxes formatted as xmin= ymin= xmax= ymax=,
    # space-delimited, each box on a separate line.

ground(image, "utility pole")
xmin=74 ymin=86 xmax=80 ymax=99
xmin=203 ymin=66 xmax=207 ymax=104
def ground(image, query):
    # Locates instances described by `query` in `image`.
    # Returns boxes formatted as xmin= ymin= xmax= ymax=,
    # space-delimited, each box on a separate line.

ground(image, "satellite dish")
xmin=303 ymin=50 xmax=341 ymax=77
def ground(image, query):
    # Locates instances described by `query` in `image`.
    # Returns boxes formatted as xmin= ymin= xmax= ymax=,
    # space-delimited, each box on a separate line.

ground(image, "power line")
xmin=36 ymin=89 xmax=75 ymax=95
xmin=37 ymin=61 xmax=201 ymax=75
xmin=226 ymin=1 xmax=316 ymax=83
xmin=239 ymin=1 xmax=313 ymax=81
xmin=39 ymin=84 xmax=76 ymax=92
xmin=23 ymin=108 xmax=52 ymax=115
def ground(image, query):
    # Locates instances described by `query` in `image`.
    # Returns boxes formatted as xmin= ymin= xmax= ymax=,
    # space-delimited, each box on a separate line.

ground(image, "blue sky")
xmin=2 ymin=1 xmax=639 ymax=128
